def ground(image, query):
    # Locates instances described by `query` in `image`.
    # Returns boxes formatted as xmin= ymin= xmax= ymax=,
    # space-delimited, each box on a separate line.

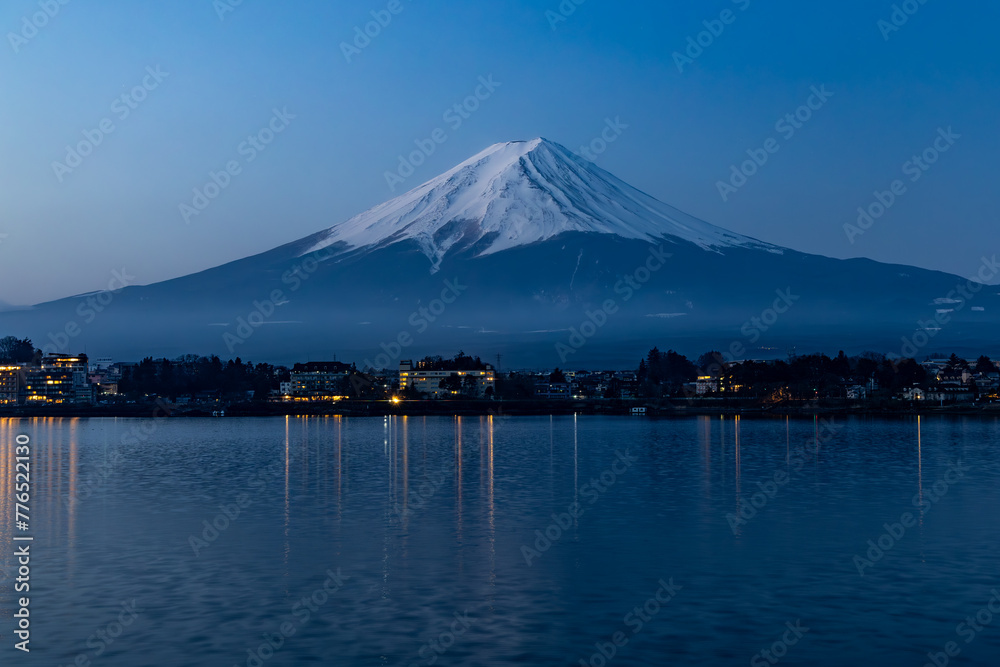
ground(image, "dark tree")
xmin=855 ymin=355 xmax=880 ymax=381
xmin=975 ymin=355 xmax=996 ymax=374
xmin=0 ymin=336 xmax=36 ymax=363
xmin=894 ymin=359 xmax=927 ymax=388
xmin=438 ymin=373 xmax=464 ymax=394
xmin=637 ymin=348 xmax=697 ymax=397
xmin=696 ymin=351 xmax=728 ymax=375
xmin=831 ymin=351 xmax=851 ymax=377
xmin=947 ymin=353 xmax=970 ymax=371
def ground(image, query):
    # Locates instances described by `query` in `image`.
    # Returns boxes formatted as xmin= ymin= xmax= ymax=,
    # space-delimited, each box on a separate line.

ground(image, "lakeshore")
xmin=3 ymin=397 xmax=999 ymax=419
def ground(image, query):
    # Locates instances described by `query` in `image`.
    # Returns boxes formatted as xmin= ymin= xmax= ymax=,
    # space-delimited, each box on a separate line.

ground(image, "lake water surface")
xmin=1 ymin=415 xmax=999 ymax=666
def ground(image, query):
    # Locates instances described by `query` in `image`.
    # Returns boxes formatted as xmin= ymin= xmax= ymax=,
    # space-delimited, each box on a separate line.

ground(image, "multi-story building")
xmin=25 ymin=354 xmax=92 ymax=404
xmin=25 ymin=369 xmax=75 ymax=403
xmin=399 ymin=360 xmax=495 ymax=399
xmin=46 ymin=354 xmax=91 ymax=403
xmin=0 ymin=365 xmax=25 ymax=405
xmin=696 ymin=376 xmax=719 ymax=395
xmin=288 ymin=361 xmax=351 ymax=401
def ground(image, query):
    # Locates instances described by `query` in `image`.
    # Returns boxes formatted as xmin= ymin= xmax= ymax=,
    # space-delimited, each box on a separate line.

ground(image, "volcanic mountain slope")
xmin=303 ymin=138 xmax=781 ymax=270
xmin=3 ymin=138 xmax=997 ymax=366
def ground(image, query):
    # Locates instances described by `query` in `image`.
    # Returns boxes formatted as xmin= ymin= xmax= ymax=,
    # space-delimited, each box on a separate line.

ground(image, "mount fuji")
xmin=4 ymin=138 xmax=998 ymax=366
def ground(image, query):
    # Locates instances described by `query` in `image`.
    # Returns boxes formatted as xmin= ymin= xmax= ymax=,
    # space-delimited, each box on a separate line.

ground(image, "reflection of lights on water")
xmin=917 ymin=416 xmax=923 ymax=525
xmin=456 ymin=417 xmax=463 ymax=539
xmin=734 ymin=415 xmax=741 ymax=498
xmin=402 ymin=416 xmax=408 ymax=523
xmin=786 ymin=416 xmax=790 ymax=466
xmin=573 ymin=413 xmax=578 ymax=524
xmin=284 ymin=416 xmax=291 ymax=577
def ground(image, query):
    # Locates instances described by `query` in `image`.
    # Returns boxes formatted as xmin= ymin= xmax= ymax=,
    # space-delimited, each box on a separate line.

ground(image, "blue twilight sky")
xmin=1 ymin=0 xmax=998 ymax=305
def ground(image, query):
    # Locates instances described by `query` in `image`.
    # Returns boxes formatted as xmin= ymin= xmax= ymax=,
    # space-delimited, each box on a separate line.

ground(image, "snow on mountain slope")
xmin=304 ymin=138 xmax=781 ymax=271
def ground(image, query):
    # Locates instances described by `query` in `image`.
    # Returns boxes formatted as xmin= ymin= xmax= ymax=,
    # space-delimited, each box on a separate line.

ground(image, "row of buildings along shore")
xmin=1 ymin=353 xmax=999 ymax=406
xmin=0 ymin=355 xmax=500 ymax=405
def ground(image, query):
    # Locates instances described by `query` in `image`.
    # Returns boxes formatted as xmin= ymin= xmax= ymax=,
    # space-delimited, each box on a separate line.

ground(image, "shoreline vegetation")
xmin=2 ymin=398 xmax=999 ymax=419
xmin=3 ymin=339 xmax=999 ymax=420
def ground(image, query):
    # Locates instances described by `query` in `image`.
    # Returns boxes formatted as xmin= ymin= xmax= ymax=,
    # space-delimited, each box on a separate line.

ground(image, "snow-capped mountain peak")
xmin=304 ymin=138 xmax=780 ymax=270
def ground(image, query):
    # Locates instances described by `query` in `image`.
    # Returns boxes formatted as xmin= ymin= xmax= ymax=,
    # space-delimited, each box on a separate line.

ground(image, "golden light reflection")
xmin=336 ymin=416 xmax=342 ymax=523
xmin=487 ymin=414 xmax=495 ymax=601
xmin=456 ymin=416 xmax=463 ymax=538
xmin=573 ymin=414 xmax=578 ymax=526
xmin=814 ymin=415 xmax=820 ymax=455
xmin=401 ymin=416 xmax=409 ymax=526
xmin=720 ymin=415 xmax=726 ymax=487
xmin=917 ymin=415 xmax=924 ymax=527
xmin=734 ymin=415 xmax=741 ymax=499
xmin=487 ymin=415 xmax=494 ymax=513
xmin=698 ymin=416 xmax=711 ymax=501
xmin=0 ymin=419 xmax=13 ymax=550
xmin=786 ymin=416 xmax=790 ymax=466
xmin=549 ymin=415 xmax=554 ymax=478
xmin=284 ymin=415 xmax=291 ymax=576
xmin=67 ymin=419 xmax=79 ymax=579
xmin=0 ymin=418 xmax=82 ymax=582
